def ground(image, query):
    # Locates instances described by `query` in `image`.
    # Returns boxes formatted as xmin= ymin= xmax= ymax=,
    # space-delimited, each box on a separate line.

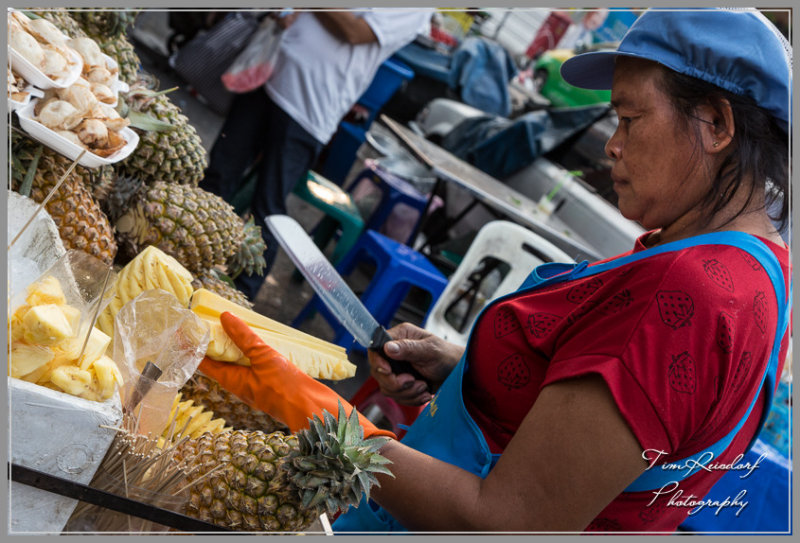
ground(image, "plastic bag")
xmin=221 ymin=17 xmax=283 ymax=93
xmin=113 ymin=289 xmax=209 ymax=437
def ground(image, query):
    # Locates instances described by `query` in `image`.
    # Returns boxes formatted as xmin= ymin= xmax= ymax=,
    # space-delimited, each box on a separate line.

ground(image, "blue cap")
xmin=561 ymin=9 xmax=791 ymax=132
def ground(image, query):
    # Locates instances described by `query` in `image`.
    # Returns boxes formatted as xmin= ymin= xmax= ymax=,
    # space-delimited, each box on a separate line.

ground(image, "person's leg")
xmin=234 ymin=97 xmax=324 ymax=301
xmin=198 ymin=88 xmax=271 ymax=202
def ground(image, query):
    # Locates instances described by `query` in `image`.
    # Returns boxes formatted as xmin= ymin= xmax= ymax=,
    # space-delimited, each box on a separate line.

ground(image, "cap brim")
xmin=560 ymin=50 xmax=652 ymax=90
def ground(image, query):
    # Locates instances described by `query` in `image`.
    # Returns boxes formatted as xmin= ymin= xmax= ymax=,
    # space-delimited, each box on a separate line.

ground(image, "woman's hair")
xmin=656 ymin=68 xmax=789 ymax=231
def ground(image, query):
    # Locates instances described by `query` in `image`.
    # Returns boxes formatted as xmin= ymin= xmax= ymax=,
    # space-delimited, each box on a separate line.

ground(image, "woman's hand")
xmin=368 ymin=323 xmax=464 ymax=405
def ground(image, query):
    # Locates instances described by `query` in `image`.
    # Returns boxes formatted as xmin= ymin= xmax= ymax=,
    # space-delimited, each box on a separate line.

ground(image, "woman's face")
xmin=605 ymin=58 xmax=712 ymax=233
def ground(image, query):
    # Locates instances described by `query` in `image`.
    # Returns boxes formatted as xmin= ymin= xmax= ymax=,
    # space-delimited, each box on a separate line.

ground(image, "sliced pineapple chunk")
xmin=77 ymin=327 xmax=112 ymax=370
xmin=10 ymin=343 xmax=55 ymax=379
xmin=49 ymin=365 xmax=93 ymax=396
xmin=91 ymin=355 xmax=124 ymax=399
xmin=59 ymin=304 xmax=82 ymax=336
xmin=22 ymin=304 xmax=75 ymax=345
xmin=26 ymin=275 xmax=67 ymax=306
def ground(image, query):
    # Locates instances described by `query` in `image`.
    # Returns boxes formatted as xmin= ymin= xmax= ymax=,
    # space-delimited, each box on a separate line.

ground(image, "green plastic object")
xmin=532 ymin=47 xmax=612 ymax=108
xmin=293 ymin=171 xmax=365 ymax=264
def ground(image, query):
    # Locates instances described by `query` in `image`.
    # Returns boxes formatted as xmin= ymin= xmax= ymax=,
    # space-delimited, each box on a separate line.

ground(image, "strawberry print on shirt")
xmin=462 ymin=233 xmax=790 ymax=532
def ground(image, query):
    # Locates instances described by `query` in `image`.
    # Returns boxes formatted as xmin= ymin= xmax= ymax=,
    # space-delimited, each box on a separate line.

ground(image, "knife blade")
xmin=265 ymin=214 xmax=431 ymax=388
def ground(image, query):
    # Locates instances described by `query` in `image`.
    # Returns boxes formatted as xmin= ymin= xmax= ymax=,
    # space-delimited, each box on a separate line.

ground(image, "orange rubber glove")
xmin=198 ymin=311 xmax=396 ymax=439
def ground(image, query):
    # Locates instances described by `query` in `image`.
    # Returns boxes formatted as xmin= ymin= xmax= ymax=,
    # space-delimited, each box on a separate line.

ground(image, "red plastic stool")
xmin=349 ymin=377 xmax=425 ymax=439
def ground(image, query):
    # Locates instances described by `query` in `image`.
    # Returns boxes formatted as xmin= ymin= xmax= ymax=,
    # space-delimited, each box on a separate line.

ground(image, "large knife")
xmin=265 ymin=214 xmax=432 ymax=389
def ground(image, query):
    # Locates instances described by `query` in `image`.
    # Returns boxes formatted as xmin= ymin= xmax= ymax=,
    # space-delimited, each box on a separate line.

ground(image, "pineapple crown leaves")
xmin=288 ymin=401 xmax=393 ymax=515
xmin=118 ymin=87 xmax=181 ymax=133
xmin=225 ymin=217 xmax=267 ymax=279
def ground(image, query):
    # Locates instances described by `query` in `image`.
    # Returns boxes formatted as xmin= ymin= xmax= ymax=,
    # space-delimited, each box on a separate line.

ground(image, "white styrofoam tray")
xmin=16 ymin=99 xmax=140 ymax=169
xmin=8 ymin=83 xmax=44 ymax=112
xmin=9 ymin=44 xmax=83 ymax=90
xmin=9 ymin=377 xmax=123 ymax=534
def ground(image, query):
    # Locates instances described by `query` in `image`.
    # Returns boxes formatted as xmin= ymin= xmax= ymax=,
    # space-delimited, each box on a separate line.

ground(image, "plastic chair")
xmin=292 ymin=171 xmax=365 ymax=264
xmin=348 ymin=161 xmax=430 ymax=245
xmin=423 ymin=220 xmax=575 ymax=347
xmin=292 ymin=229 xmax=448 ymax=351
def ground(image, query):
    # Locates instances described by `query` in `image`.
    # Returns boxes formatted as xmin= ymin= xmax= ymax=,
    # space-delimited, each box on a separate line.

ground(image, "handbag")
xmin=170 ymin=12 xmax=259 ymax=114
xmin=221 ymin=17 xmax=284 ymax=93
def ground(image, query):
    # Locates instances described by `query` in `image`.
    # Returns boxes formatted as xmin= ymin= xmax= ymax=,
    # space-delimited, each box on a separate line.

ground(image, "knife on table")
xmin=264 ymin=214 xmax=434 ymax=391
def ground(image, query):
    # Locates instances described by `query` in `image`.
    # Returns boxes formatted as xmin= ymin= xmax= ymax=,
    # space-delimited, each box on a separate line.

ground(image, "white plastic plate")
xmin=9 ymin=45 xmax=83 ymax=90
xmin=16 ymin=99 xmax=140 ymax=169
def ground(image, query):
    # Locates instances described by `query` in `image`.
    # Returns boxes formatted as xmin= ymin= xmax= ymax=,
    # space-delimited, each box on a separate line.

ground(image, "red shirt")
xmin=464 ymin=234 xmax=790 ymax=532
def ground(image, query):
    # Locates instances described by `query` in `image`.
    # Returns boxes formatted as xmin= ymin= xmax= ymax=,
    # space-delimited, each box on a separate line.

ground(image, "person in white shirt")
xmin=199 ymin=8 xmax=432 ymax=301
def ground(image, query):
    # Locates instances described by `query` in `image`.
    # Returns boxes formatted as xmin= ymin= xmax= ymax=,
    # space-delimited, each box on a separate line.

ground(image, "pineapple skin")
xmin=114 ymin=182 xmax=245 ymax=275
xmin=14 ymin=145 xmax=118 ymax=267
xmin=176 ymin=430 xmax=319 ymax=532
xmin=180 ymin=373 xmax=288 ymax=434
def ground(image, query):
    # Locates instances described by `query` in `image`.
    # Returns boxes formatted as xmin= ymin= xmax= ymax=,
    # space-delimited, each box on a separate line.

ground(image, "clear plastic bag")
xmin=112 ymin=289 xmax=209 ymax=437
xmin=221 ymin=17 xmax=283 ymax=93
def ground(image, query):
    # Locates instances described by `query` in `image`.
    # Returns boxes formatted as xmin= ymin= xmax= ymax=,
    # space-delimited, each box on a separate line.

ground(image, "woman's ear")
xmin=697 ymin=98 xmax=734 ymax=153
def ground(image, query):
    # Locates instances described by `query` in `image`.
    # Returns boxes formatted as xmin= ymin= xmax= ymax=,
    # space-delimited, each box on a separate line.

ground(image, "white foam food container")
xmin=16 ymin=99 xmax=140 ymax=169
xmin=9 ymin=377 xmax=123 ymax=534
xmin=8 ymin=83 xmax=44 ymax=112
xmin=9 ymin=44 xmax=83 ymax=90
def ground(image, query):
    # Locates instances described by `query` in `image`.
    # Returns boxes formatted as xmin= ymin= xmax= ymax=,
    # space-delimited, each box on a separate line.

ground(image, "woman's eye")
xmin=619 ymin=116 xmax=634 ymax=124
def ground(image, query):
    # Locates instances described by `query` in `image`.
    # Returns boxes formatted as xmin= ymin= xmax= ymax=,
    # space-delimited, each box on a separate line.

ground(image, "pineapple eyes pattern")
xmin=656 ymin=290 xmax=694 ymax=329
xmin=527 ymin=313 xmax=560 ymax=338
xmin=716 ymin=312 xmax=734 ymax=353
xmin=566 ymin=277 xmax=603 ymax=304
xmin=668 ymin=351 xmax=696 ymax=394
xmin=753 ymin=291 xmax=768 ymax=334
xmin=494 ymin=306 xmax=521 ymax=338
xmin=703 ymin=259 xmax=735 ymax=292
xmin=497 ymin=353 xmax=532 ymax=390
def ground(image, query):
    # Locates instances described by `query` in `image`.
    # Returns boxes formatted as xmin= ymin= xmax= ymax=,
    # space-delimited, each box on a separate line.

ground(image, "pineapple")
xmin=31 ymin=8 xmax=88 ymax=39
xmin=96 ymin=245 xmax=195 ymax=337
xmin=118 ymin=85 xmax=208 ymax=186
xmin=225 ymin=216 xmax=267 ymax=280
xmin=180 ymin=373 xmax=288 ymax=434
xmin=21 ymin=304 xmax=74 ymax=345
xmin=11 ymin=137 xmax=118 ymax=266
xmin=111 ymin=179 xmax=263 ymax=276
xmin=175 ymin=404 xmax=393 ymax=532
xmin=192 ymin=269 xmax=254 ymax=310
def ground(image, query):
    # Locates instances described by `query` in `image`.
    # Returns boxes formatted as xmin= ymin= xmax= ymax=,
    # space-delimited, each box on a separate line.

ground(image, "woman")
xmin=200 ymin=8 xmax=791 ymax=532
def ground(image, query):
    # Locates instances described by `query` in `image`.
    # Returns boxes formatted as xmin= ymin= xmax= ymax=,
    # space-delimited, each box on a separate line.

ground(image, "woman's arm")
xmin=371 ymin=374 xmax=649 ymax=531
xmin=314 ymin=11 xmax=377 ymax=44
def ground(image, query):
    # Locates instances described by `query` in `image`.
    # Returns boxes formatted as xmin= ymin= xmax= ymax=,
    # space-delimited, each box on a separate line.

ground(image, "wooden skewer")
xmin=8 ymin=149 xmax=86 ymax=250
xmin=76 ymin=266 xmax=113 ymax=363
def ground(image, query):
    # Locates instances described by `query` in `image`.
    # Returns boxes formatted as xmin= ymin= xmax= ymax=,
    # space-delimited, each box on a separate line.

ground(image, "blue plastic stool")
xmin=349 ymin=161 xmax=430 ymax=245
xmin=320 ymin=121 xmax=366 ymax=186
xmin=292 ymin=229 xmax=448 ymax=351
xmin=358 ymin=57 xmax=415 ymax=125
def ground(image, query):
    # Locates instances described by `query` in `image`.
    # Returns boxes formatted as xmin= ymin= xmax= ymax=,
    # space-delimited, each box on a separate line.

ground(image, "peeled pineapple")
xmin=97 ymin=245 xmax=195 ymax=337
xmin=8 ymin=275 xmax=124 ymax=401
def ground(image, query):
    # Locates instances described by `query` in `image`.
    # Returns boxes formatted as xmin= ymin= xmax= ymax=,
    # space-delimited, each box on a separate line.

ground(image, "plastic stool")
xmin=349 ymin=160 xmax=430 ymax=245
xmin=424 ymin=221 xmax=575 ymax=347
xmin=357 ymin=57 xmax=415 ymax=125
xmin=292 ymin=171 xmax=365 ymax=264
xmin=320 ymin=121 xmax=367 ymax=186
xmin=292 ymin=229 xmax=448 ymax=350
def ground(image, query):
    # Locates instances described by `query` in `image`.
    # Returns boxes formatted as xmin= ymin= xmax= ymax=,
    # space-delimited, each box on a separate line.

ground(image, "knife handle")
xmin=369 ymin=326 xmax=435 ymax=392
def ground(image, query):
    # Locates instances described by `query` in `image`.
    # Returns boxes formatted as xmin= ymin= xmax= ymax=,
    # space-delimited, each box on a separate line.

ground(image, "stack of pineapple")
xmin=11 ymin=8 xmax=265 ymax=301
xmin=10 ymin=10 xmax=382 ymax=533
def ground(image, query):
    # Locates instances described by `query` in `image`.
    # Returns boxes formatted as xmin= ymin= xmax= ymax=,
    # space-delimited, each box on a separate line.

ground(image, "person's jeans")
xmin=199 ymin=88 xmax=323 ymax=301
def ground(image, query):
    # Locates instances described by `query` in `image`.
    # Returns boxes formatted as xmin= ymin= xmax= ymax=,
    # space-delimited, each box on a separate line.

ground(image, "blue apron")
xmin=333 ymin=232 xmax=790 ymax=532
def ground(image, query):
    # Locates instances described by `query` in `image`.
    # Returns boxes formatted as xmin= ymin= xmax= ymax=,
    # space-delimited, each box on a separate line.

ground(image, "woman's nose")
xmin=604 ymin=130 xmax=622 ymax=161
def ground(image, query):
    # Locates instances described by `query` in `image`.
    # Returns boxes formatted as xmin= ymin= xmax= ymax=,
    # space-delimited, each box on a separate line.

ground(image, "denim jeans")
xmin=199 ymin=88 xmax=324 ymax=301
